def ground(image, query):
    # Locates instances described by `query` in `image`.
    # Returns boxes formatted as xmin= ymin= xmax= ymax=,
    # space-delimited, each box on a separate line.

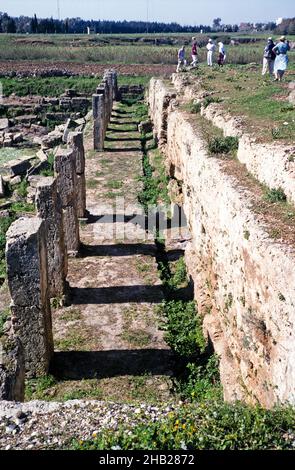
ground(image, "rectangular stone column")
xmin=6 ymin=217 xmax=53 ymax=378
xmin=67 ymin=131 xmax=87 ymax=218
xmin=104 ymin=71 xmax=114 ymax=112
xmin=93 ymin=93 xmax=105 ymax=151
xmin=111 ymin=70 xmax=118 ymax=101
xmin=0 ymin=335 xmax=25 ymax=401
xmin=54 ymin=148 xmax=80 ymax=255
xmin=35 ymin=176 xmax=68 ymax=298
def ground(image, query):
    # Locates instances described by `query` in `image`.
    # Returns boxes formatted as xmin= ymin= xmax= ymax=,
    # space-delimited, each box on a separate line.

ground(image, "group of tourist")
xmin=176 ymin=35 xmax=290 ymax=81
xmin=176 ymin=38 xmax=227 ymax=72
xmin=262 ymin=36 xmax=290 ymax=81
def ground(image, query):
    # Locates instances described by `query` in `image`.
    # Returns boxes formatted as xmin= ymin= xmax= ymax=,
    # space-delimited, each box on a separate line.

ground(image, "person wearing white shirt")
xmin=206 ymin=39 xmax=215 ymax=66
xmin=218 ymin=41 xmax=226 ymax=66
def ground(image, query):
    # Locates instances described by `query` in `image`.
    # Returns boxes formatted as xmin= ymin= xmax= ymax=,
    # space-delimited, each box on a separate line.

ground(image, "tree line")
xmin=0 ymin=11 xmax=294 ymax=35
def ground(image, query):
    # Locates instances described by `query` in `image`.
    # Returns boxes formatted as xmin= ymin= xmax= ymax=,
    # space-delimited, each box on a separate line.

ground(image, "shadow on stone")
xmin=80 ymin=242 xmax=157 ymax=257
xmin=50 ymin=349 xmax=175 ymax=380
xmin=70 ymin=285 xmax=164 ymax=304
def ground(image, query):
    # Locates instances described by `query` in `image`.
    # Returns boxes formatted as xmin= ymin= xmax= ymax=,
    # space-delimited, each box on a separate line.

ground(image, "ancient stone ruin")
xmin=149 ymin=75 xmax=295 ymax=407
xmin=0 ymin=70 xmax=118 ymax=401
xmin=1 ymin=67 xmax=295 ymax=414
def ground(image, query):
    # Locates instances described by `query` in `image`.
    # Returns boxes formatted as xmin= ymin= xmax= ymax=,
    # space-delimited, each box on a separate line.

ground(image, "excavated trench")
xmin=21 ymin=90 xmax=211 ymax=404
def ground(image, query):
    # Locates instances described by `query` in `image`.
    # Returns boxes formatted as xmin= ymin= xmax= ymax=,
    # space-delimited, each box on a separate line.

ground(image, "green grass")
xmin=106 ymin=179 xmax=123 ymax=189
xmin=10 ymin=202 xmax=35 ymax=213
xmin=198 ymin=65 xmax=295 ymax=142
xmin=1 ymin=33 xmax=294 ymax=66
xmin=25 ymin=375 xmax=57 ymax=401
xmin=120 ymin=329 xmax=152 ymax=347
xmin=138 ymin=147 xmax=170 ymax=211
xmin=0 ymin=76 xmax=99 ymax=97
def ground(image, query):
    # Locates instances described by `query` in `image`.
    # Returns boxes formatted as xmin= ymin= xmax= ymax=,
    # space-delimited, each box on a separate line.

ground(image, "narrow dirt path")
xmin=50 ymin=101 xmax=175 ymax=403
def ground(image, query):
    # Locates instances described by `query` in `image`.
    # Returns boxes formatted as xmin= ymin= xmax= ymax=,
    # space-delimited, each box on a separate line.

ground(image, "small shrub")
xmin=203 ymin=96 xmax=222 ymax=108
xmin=265 ymin=187 xmax=286 ymax=203
xmin=159 ymin=300 xmax=206 ymax=358
xmin=16 ymin=179 xmax=28 ymax=198
xmin=186 ymin=101 xmax=201 ymax=114
xmin=208 ymin=136 xmax=239 ymax=155
xmin=176 ymin=355 xmax=222 ymax=402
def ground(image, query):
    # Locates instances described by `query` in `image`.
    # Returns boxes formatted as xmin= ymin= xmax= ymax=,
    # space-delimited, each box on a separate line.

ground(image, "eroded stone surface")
xmin=6 ymin=217 xmax=53 ymax=377
xmin=35 ymin=177 xmax=68 ymax=298
xmin=149 ymin=78 xmax=295 ymax=407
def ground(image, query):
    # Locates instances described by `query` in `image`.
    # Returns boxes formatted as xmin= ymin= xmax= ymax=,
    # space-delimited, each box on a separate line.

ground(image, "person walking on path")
xmin=262 ymin=37 xmax=276 ymax=76
xmin=177 ymin=45 xmax=186 ymax=72
xmin=217 ymin=41 xmax=226 ymax=66
xmin=191 ymin=38 xmax=198 ymax=67
xmin=206 ymin=39 xmax=215 ymax=67
xmin=273 ymin=36 xmax=290 ymax=81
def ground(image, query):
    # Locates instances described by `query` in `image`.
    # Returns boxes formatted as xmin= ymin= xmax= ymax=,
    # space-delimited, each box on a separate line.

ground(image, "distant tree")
xmin=30 ymin=14 xmax=38 ymax=33
xmin=65 ymin=19 xmax=69 ymax=34
xmin=213 ymin=18 xmax=222 ymax=30
xmin=7 ymin=18 xmax=16 ymax=33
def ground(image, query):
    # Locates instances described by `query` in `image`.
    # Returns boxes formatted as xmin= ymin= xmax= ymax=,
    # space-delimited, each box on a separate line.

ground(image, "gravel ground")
xmin=0 ymin=400 xmax=182 ymax=450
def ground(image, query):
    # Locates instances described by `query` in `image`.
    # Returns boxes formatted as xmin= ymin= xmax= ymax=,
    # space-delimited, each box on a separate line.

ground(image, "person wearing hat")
xmin=206 ymin=38 xmax=216 ymax=67
xmin=262 ymin=37 xmax=276 ymax=76
xmin=217 ymin=41 xmax=226 ymax=66
xmin=272 ymin=36 xmax=290 ymax=81
xmin=190 ymin=37 xmax=198 ymax=68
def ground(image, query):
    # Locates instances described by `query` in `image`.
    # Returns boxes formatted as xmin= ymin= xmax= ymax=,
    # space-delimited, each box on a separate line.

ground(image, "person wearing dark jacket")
xmin=262 ymin=37 xmax=276 ymax=76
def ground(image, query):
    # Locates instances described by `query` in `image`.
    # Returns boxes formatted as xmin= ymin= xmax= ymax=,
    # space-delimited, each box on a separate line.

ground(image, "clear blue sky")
xmin=1 ymin=0 xmax=294 ymax=25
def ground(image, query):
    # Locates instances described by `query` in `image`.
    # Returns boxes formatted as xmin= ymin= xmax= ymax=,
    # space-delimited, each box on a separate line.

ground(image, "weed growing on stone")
xmin=264 ymin=187 xmax=287 ymax=203
xmin=208 ymin=136 xmax=239 ymax=155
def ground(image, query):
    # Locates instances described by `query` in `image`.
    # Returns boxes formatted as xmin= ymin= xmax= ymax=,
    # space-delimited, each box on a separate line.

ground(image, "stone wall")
xmin=149 ymin=78 xmax=295 ymax=408
xmin=92 ymin=70 xmax=118 ymax=150
xmin=171 ymin=73 xmax=295 ymax=207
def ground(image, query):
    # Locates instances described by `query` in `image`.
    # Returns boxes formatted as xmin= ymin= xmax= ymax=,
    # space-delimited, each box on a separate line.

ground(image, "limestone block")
xmin=35 ymin=177 xmax=68 ymax=298
xmin=3 ymin=156 xmax=33 ymax=177
xmin=54 ymin=148 xmax=77 ymax=207
xmin=76 ymin=174 xmax=86 ymax=218
xmin=0 ymin=118 xmax=10 ymax=130
xmin=6 ymin=217 xmax=53 ymax=377
xmin=54 ymin=148 xmax=80 ymax=254
xmin=67 ymin=131 xmax=85 ymax=175
xmin=63 ymin=205 xmax=80 ymax=254
xmin=0 ymin=335 xmax=25 ymax=402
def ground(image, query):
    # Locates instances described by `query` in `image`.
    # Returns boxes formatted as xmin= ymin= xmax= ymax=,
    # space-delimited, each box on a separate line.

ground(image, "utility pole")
xmin=57 ymin=0 xmax=61 ymax=20
xmin=146 ymin=0 xmax=149 ymax=34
